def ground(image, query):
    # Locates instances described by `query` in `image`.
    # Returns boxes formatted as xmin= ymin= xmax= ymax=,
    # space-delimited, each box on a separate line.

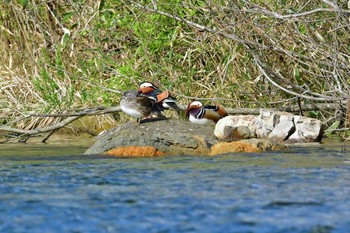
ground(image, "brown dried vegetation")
xmin=1 ymin=0 xmax=350 ymax=140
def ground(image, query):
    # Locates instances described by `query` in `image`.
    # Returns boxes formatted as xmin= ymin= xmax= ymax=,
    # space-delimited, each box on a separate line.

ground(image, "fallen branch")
xmin=0 ymin=116 xmax=81 ymax=136
xmin=0 ymin=102 xmax=345 ymax=143
xmin=0 ymin=106 xmax=121 ymax=142
xmin=226 ymin=103 xmax=343 ymax=115
xmin=21 ymin=103 xmax=345 ymax=118
xmin=28 ymin=106 xmax=121 ymax=117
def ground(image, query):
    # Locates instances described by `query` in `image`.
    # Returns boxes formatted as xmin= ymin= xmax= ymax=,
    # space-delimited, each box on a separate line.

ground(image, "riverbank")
xmin=1 ymin=1 xmax=349 ymax=138
xmin=2 ymin=114 xmax=350 ymax=155
xmin=2 ymin=121 xmax=347 ymax=156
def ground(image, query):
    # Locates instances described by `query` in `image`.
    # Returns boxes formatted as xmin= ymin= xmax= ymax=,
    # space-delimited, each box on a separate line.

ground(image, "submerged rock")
xmin=210 ymin=139 xmax=288 ymax=155
xmin=105 ymin=146 xmax=165 ymax=157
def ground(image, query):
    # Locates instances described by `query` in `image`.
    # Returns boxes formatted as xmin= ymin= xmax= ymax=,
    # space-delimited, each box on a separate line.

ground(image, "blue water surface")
xmin=0 ymin=142 xmax=350 ymax=233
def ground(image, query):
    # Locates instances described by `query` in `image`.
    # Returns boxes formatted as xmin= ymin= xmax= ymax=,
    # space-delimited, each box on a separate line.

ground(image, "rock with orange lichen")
xmin=84 ymin=119 xmax=218 ymax=156
xmin=105 ymin=146 xmax=165 ymax=157
xmin=84 ymin=118 xmax=287 ymax=156
xmin=210 ymin=139 xmax=288 ymax=155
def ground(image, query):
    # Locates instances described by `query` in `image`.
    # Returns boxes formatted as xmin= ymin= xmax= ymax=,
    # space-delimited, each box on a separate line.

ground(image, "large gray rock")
xmin=85 ymin=119 xmax=219 ymax=156
xmin=214 ymin=115 xmax=257 ymax=141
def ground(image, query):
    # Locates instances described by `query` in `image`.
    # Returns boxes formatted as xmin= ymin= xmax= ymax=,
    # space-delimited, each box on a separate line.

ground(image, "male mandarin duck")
xmin=120 ymin=90 xmax=165 ymax=124
xmin=185 ymin=100 xmax=228 ymax=124
xmin=138 ymin=82 xmax=182 ymax=116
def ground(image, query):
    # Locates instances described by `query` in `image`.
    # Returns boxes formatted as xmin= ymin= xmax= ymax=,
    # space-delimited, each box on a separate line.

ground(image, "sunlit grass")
xmin=0 ymin=0 xmax=349 ymax=136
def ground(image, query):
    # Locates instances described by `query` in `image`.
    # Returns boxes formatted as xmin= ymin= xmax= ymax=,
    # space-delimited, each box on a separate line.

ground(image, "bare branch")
xmin=28 ymin=106 xmax=121 ymax=117
xmin=1 ymin=102 xmax=343 ymax=140
xmin=0 ymin=116 xmax=81 ymax=136
xmin=248 ymin=48 xmax=343 ymax=102
xmin=242 ymin=4 xmax=348 ymax=20
xmin=126 ymin=0 xmax=347 ymax=102
xmin=0 ymin=107 xmax=121 ymax=139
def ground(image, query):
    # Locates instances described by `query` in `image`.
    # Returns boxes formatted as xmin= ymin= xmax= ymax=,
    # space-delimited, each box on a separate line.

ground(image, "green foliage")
xmin=17 ymin=0 xmax=28 ymax=7
xmin=308 ymin=110 xmax=321 ymax=119
xmin=325 ymin=121 xmax=340 ymax=137
xmin=33 ymin=69 xmax=60 ymax=109
xmin=0 ymin=0 xmax=349 ymax=129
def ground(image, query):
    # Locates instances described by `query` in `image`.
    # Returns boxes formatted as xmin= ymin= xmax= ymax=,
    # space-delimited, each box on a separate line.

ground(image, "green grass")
xmin=0 ymin=0 xmax=349 ymax=134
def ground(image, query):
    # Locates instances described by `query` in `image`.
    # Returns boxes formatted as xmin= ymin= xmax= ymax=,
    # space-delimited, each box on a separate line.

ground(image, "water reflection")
xmin=0 ymin=140 xmax=350 ymax=233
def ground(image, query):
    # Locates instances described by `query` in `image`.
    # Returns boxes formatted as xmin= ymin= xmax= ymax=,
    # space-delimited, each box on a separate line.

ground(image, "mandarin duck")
xmin=120 ymin=90 xmax=165 ymax=124
xmin=138 ymin=82 xmax=182 ymax=117
xmin=185 ymin=100 xmax=228 ymax=124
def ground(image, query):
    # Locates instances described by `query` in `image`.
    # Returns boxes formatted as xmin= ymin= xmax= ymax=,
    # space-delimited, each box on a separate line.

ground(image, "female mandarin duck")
xmin=185 ymin=100 xmax=228 ymax=124
xmin=138 ymin=82 xmax=182 ymax=117
xmin=120 ymin=90 xmax=164 ymax=124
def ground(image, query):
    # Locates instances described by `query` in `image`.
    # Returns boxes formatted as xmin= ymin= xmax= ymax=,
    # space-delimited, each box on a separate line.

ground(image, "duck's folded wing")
xmin=203 ymin=110 xmax=222 ymax=123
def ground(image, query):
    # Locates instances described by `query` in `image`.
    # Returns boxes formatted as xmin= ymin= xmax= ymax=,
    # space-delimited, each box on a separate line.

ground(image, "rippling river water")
xmin=1 ymin=139 xmax=350 ymax=233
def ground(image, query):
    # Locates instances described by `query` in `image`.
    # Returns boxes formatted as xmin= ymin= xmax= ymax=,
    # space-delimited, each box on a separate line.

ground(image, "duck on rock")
xmin=138 ymin=82 xmax=182 ymax=117
xmin=120 ymin=90 xmax=165 ymax=125
xmin=186 ymin=100 xmax=228 ymax=124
